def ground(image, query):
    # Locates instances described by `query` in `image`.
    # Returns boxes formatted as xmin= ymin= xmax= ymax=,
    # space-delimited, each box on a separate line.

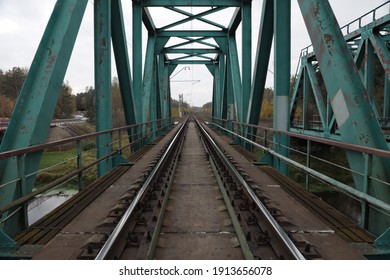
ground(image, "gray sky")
xmin=0 ymin=0 xmax=388 ymax=107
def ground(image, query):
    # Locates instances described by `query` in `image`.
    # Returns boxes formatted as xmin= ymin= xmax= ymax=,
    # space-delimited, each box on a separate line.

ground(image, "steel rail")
xmin=197 ymin=120 xmax=305 ymax=260
xmin=95 ymin=121 xmax=187 ymax=260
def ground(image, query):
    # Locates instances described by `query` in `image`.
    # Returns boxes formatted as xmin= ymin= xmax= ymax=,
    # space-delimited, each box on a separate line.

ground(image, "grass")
xmin=35 ymin=133 xmax=135 ymax=191
xmin=288 ymin=145 xmax=354 ymax=193
xmin=39 ymin=149 xmax=77 ymax=169
xmin=35 ymin=147 xmax=98 ymax=191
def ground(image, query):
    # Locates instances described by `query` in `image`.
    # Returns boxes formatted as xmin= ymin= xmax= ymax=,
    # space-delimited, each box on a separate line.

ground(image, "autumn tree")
xmin=0 ymin=95 xmax=14 ymax=118
xmin=112 ymin=77 xmax=126 ymax=127
xmin=260 ymin=88 xmax=274 ymax=118
xmin=0 ymin=67 xmax=28 ymax=100
xmin=54 ymin=82 xmax=77 ymax=118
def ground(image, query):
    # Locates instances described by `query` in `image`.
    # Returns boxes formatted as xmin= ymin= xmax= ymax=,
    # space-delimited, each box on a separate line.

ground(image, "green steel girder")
xmin=166 ymin=36 xmax=218 ymax=50
xmin=221 ymin=57 xmax=228 ymax=120
xmin=166 ymin=7 xmax=226 ymax=31
xmin=158 ymin=7 xmax=227 ymax=31
xmin=226 ymin=57 xmax=235 ymax=125
xmin=293 ymin=5 xmax=390 ymax=140
xmin=133 ymin=1 xmax=143 ymax=124
xmin=162 ymin=48 xmax=220 ymax=54
xmin=150 ymin=59 xmax=158 ymax=133
xmin=95 ymin=0 xmax=113 ymax=177
xmin=228 ymin=8 xmax=241 ymax=34
xmin=207 ymin=61 xmax=222 ymax=119
xmin=112 ymin=0 xmax=136 ymax=131
xmin=140 ymin=0 xmax=242 ymax=7
xmin=155 ymin=38 xmax=170 ymax=54
xmin=143 ymin=7 xmax=156 ymax=34
xmin=0 ymin=0 xmax=88 ymax=237
xmin=273 ymin=0 xmax=291 ymax=175
xmin=228 ymin=35 xmax=242 ymax=123
xmin=142 ymin=35 xmax=157 ymax=123
xmin=214 ymin=37 xmax=229 ymax=54
xmin=363 ymin=39 xmax=381 ymax=119
xmin=299 ymin=0 xmax=390 ymax=236
xmin=241 ymin=0 xmax=251 ymax=128
xmin=157 ymin=30 xmax=227 ymax=37
xmin=171 ymin=60 xmax=214 ymax=65
xmin=385 ymin=76 xmax=390 ymax=119
xmin=158 ymin=55 xmax=168 ymax=120
xmin=219 ymin=54 xmax=226 ymax=119
xmin=246 ymin=0 xmax=273 ymax=126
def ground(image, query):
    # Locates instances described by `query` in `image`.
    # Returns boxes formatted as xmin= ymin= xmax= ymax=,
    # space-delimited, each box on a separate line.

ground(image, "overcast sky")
xmin=0 ymin=0 xmax=388 ymax=107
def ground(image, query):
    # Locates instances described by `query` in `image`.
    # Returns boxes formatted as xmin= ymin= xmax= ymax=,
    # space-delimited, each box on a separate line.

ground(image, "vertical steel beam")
xmin=241 ymin=1 xmax=252 ymax=124
xmin=385 ymin=75 xmax=390 ymax=119
xmin=364 ymin=39 xmax=380 ymax=118
xmin=228 ymin=36 xmax=242 ymax=123
xmin=298 ymin=0 xmax=390 ymax=236
xmin=142 ymin=35 xmax=156 ymax=124
xmin=133 ymin=1 xmax=143 ymax=124
xmin=95 ymin=0 xmax=112 ymax=177
xmin=215 ymin=62 xmax=222 ymax=118
xmin=226 ymin=57 xmax=235 ymax=130
xmin=0 ymin=0 xmax=88 ymax=236
xmin=247 ymin=0 xmax=273 ymax=125
xmin=168 ymin=64 xmax=178 ymax=119
xmin=273 ymin=0 xmax=291 ymax=175
xmin=112 ymin=0 xmax=136 ymax=130
xmin=149 ymin=60 xmax=157 ymax=136
xmin=212 ymin=78 xmax=217 ymax=118
xmin=222 ymin=56 xmax=229 ymax=120
xmin=158 ymin=55 xmax=165 ymax=120
xmin=219 ymin=54 xmax=226 ymax=119
xmin=368 ymin=33 xmax=390 ymax=120
xmin=162 ymin=57 xmax=171 ymax=120
xmin=207 ymin=65 xmax=217 ymax=118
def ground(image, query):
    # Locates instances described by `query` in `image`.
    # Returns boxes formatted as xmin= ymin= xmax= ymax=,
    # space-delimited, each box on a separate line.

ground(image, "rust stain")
xmin=324 ymin=34 xmax=334 ymax=45
xmin=46 ymin=55 xmax=56 ymax=70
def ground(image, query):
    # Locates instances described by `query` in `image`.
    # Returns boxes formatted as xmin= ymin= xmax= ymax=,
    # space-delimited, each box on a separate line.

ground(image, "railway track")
xmin=87 ymin=116 xmax=305 ymax=260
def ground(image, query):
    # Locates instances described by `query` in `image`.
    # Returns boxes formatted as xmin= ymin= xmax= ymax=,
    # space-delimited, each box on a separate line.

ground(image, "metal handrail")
xmin=0 ymin=118 xmax=173 ymax=221
xmin=0 ymin=118 xmax=173 ymax=160
xmin=210 ymin=118 xmax=390 ymax=217
xmin=212 ymin=117 xmax=390 ymax=159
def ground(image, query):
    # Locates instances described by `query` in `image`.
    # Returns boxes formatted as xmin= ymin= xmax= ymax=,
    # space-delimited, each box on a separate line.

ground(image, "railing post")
xmin=306 ymin=140 xmax=311 ymax=191
xmin=118 ymin=130 xmax=123 ymax=154
xmin=16 ymin=154 xmax=28 ymax=228
xmin=361 ymin=153 xmax=372 ymax=228
xmin=76 ymin=140 xmax=84 ymax=191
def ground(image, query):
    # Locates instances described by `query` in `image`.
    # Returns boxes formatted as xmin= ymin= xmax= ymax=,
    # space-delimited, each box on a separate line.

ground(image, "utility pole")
xmin=179 ymin=94 xmax=183 ymax=118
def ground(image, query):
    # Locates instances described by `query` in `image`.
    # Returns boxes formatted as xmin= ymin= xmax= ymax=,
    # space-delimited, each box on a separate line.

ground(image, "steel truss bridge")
xmin=0 ymin=0 xmax=390 ymax=258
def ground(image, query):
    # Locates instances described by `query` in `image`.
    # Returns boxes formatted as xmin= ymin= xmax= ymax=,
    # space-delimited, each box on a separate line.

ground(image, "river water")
xmin=27 ymin=190 xmax=76 ymax=225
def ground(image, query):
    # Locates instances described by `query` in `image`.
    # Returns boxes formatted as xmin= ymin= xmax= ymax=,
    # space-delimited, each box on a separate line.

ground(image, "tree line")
xmin=0 ymin=67 xmax=77 ymax=119
xmin=0 ymin=67 xmax=193 ymax=126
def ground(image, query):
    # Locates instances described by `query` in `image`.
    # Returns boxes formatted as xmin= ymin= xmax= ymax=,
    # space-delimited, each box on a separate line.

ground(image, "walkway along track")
xmin=13 ymin=144 xmax=154 ymax=248
xmin=89 ymin=116 xmax=304 ymax=260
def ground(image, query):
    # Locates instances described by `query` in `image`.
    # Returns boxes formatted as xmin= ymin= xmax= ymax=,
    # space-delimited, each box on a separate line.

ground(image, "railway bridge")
xmin=0 ymin=0 xmax=390 ymax=260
